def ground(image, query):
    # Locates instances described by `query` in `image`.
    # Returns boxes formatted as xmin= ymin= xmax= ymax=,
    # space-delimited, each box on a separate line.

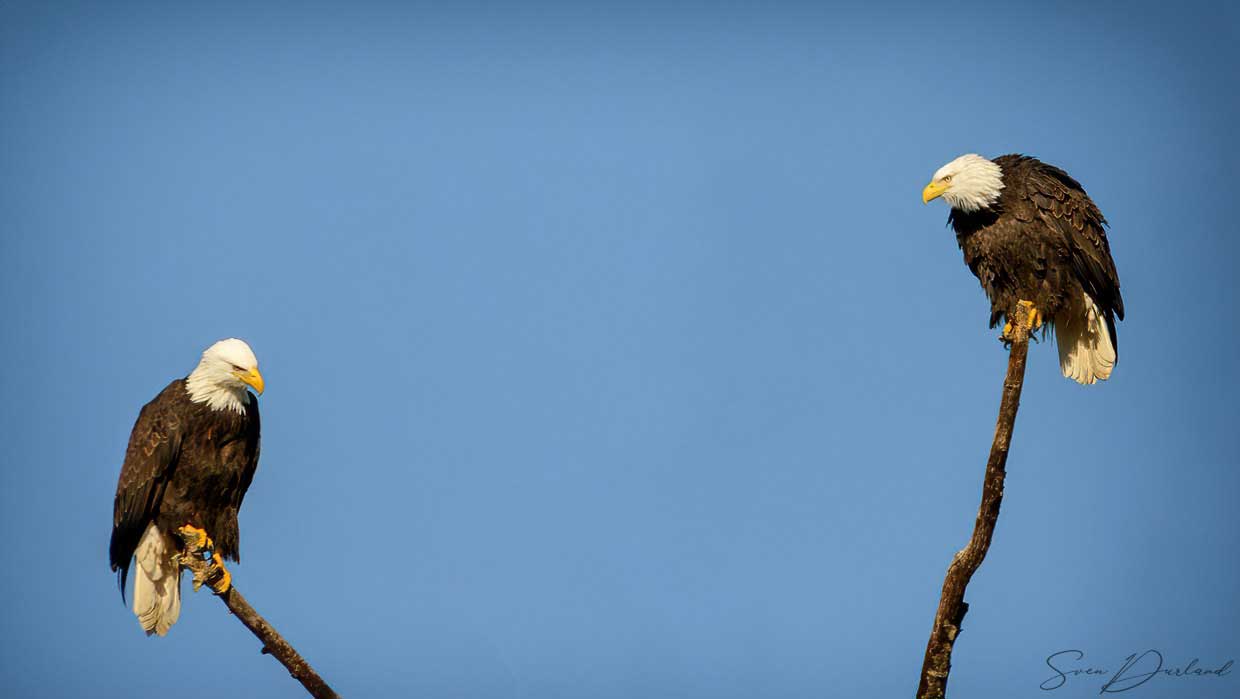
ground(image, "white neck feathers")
xmin=185 ymin=360 xmax=249 ymax=414
xmin=939 ymin=154 xmax=1005 ymax=213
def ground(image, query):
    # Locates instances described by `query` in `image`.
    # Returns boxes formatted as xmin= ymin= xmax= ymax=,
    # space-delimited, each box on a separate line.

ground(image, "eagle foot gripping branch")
xmin=176 ymin=525 xmax=233 ymax=595
xmin=1001 ymin=300 xmax=1043 ymax=348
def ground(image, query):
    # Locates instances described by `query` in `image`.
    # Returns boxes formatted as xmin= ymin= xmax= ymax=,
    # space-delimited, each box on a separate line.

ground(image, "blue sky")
xmin=2 ymin=1 xmax=1237 ymax=697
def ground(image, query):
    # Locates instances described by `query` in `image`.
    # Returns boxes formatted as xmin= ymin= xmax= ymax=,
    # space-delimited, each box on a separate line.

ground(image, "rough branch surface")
xmin=178 ymin=531 xmax=341 ymax=699
xmin=916 ymin=304 xmax=1034 ymax=698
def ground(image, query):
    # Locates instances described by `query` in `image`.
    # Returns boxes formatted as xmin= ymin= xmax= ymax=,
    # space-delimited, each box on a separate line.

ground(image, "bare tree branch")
xmin=178 ymin=531 xmax=341 ymax=699
xmin=916 ymin=303 xmax=1034 ymax=698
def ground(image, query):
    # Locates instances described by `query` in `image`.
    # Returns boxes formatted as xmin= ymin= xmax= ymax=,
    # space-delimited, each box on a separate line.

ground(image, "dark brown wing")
xmin=109 ymin=380 xmax=186 ymax=599
xmin=1026 ymin=163 xmax=1123 ymax=316
xmin=1024 ymin=162 xmax=1124 ymax=340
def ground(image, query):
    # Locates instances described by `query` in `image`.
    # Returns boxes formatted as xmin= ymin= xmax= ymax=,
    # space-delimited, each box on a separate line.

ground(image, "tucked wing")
xmin=1024 ymin=163 xmax=1124 ymax=339
xmin=236 ymin=394 xmax=261 ymax=514
xmin=110 ymin=381 xmax=185 ymax=599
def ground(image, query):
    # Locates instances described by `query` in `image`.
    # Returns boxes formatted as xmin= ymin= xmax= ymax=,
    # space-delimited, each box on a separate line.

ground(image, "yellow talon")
xmin=177 ymin=524 xmax=210 ymax=549
xmin=1018 ymin=299 xmax=1043 ymax=330
xmin=174 ymin=524 xmax=231 ymax=594
xmin=208 ymin=552 xmax=232 ymax=594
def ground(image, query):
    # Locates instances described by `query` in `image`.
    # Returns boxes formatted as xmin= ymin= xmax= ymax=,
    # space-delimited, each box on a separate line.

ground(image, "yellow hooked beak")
xmin=235 ymin=367 xmax=265 ymax=395
xmin=922 ymin=180 xmax=948 ymax=204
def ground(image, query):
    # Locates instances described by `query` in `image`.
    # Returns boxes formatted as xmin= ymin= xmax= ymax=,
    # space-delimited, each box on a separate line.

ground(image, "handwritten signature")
xmin=1041 ymin=649 xmax=1233 ymax=693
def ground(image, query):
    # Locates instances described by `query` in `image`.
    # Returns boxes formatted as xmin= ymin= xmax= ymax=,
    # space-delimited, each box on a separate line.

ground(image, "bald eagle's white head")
xmin=186 ymin=338 xmax=264 ymax=413
xmin=922 ymin=154 xmax=1004 ymax=213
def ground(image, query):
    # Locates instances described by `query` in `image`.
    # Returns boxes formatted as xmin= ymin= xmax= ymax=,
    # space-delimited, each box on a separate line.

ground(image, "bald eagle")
xmin=110 ymin=338 xmax=264 ymax=635
xmin=922 ymin=154 xmax=1124 ymax=384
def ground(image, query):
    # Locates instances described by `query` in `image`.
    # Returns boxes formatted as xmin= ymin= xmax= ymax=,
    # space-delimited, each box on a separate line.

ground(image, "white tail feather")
xmin=132 ymin=523 xmax=182 ymax=636
xmin=1056 ymin=293 xmax=1116 ymax=385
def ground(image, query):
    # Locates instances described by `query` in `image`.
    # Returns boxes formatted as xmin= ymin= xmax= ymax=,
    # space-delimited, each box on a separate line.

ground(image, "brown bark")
xmin=178 ymin=532 xmax=341 ymax=699
xmin=916 ymin=305 xmax=1034 ymax=698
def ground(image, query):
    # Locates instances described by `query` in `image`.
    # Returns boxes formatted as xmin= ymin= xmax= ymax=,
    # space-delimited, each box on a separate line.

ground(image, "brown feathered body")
xmin=110 ymin=379 xmax=261 ymax=598
xmin=949 ymin=155 xmax=1124 ymax=383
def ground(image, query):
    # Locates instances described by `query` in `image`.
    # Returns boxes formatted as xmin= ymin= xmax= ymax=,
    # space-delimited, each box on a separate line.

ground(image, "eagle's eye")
xmin=942 ymin=175 xmax=953 ymax=183
xmin=231 ymin=364 xmax=245 ymax=372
